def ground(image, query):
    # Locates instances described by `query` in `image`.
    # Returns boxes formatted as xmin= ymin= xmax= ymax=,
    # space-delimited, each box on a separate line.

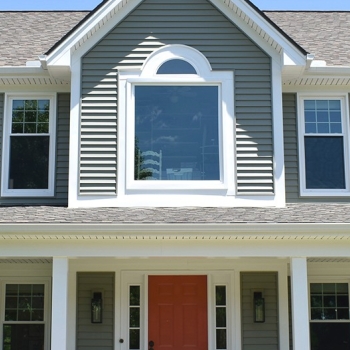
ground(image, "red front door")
xmin=148 ymin=275 xmax=208 ymax=350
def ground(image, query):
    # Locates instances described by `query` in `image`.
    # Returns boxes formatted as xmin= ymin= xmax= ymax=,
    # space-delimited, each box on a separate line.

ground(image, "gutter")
xmin=0 ymin=223 xmax=350 ymax=240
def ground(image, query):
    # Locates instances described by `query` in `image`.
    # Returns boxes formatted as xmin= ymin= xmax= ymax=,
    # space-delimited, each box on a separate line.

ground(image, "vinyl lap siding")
xmin=241 ymin=272 xmax=279 ymax=350
xmin=81 ymin=0 xmax=273 ymax=195
xmin=0 ymin=93 xmax=69 ymax=205
xmin=77 ymin=272 xmax=114 ymax=350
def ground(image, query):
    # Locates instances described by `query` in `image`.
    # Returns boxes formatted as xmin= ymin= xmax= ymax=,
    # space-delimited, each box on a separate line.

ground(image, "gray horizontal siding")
xmin=81 ymin=0 xmax=273 ymax=196
xmin=0 ymin=93 xmax=69 ymax=205
xmin=283 ymin=93 xmax=350 ymax=203
xmin=77 ymin=272 xmax=114 ymax=350
xmin=241 ymin=272 xmax=279 ymax=350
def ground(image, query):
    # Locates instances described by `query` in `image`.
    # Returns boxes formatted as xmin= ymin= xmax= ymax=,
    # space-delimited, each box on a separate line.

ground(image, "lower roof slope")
xmin=0 ymin=204 xmax=349 ymax=224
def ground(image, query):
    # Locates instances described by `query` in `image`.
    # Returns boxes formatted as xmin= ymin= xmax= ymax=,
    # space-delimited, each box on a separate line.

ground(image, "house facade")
xmin=0 ymin=0 xmax=350 ymax=349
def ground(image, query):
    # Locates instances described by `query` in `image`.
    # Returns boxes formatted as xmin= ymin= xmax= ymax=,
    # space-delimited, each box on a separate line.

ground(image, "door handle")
xmin=149 ymin=340 xmax=155 ymax=350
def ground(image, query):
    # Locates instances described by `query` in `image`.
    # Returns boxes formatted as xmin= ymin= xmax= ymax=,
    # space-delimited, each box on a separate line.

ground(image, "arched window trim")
xmin=140 ymin=44 xmax=212 ymax=78
xmin=118 ymin=44 xmax=235 ymax=199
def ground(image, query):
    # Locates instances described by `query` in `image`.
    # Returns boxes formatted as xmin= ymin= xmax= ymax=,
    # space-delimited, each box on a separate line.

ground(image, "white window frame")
xmin=298 ymin=93 xmax=350 ymax=196
xmin=118 ymin=45 xmax=235 ymax=195
xmin=1 ymin=93 xmax=56 ymax=197
xmin=0 ymin=277 xmax=51 ymax=350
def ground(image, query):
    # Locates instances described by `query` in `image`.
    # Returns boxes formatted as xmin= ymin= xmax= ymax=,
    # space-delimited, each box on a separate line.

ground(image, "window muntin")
xmin=310 ymin=283 xmax=349 ymax=320
xmin=135 ymin=85 xmax=219 ymax=181
xmin=2 ymin=95 xmax=55 ymax=197
xmin=3 ymin=284 xmax=46 ymax=350
xmin=299 ymin=96 xmax=349 ymax=195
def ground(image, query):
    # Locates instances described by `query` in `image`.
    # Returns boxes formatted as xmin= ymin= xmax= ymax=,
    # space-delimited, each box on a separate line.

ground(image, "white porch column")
xmin=290 ymin=257 xmax=310 ymax=350
xmin=51 ymin=257 xmax=69 ymax=350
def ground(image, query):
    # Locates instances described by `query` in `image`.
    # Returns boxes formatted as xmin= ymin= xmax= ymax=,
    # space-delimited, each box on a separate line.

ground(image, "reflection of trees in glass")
xmin=9 ymin=136 xmax=49 ymax=189
xmin=134 ymin=138 xmax=152 ymax=180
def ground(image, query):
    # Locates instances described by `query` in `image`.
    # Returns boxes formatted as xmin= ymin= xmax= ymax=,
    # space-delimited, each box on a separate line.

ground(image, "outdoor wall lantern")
xmin=254 ymin=291 xmax=265 ymax=323
xmin=91 ymin=292 xmax=103 ymax=323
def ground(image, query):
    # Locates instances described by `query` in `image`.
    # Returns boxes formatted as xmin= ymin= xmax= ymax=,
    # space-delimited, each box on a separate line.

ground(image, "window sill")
xmin=1 ymin=189 xmax=54 ymax=197
xmin=300 ymin=189 xmax=350 ymax=197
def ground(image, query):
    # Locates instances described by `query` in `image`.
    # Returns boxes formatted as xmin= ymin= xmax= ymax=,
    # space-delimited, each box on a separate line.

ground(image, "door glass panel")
xmin=129 ymin=286 xmax=141 ymax=350
xmin=215 ymin=286 xmax=227 ymax=349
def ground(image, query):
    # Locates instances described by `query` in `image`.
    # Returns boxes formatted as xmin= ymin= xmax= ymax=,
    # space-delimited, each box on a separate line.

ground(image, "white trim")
xmin=271 ymin=59 xmax=286 ymax=207
xmin=68 ymin=59 xmax=81 ymax=208
xmin=51 ymin=257 xmax=69 ymax=350
xmin=297 ymin=93 xmax=350 ymax=196
xmin=1 ymin=93 xmax=56 ymax=197
xmin=290 ymin=257 xmax=311 ymax=350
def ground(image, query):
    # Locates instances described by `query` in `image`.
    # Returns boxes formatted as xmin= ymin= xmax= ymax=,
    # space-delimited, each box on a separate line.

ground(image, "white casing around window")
xmin=118 ymin=45 xmax=235 ymax=195
xmin=1 ymin=93 xmax=56 ymax=197
xmin=298 ymin=93 xmax=350 ymax=197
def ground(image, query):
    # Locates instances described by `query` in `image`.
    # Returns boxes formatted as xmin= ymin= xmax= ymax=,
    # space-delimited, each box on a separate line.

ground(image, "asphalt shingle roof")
xmin=0 ymin=204 xmax=349 ymax=224
xmin=0 ymin=10 xmax=350 ymax=66
xmin=0 ymin=11 xmax=87 ymax=66
xmin=265 ymin=11 xmax=350 ymax=66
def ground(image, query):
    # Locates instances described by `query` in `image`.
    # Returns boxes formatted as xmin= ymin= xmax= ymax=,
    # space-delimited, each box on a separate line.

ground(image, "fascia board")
xmin=1 ymin=223 xmax=350 ymax=239
xmin=46 ymin=0 xmax=143 ymax=67
xmin=306 ymin=66 xmax=350 ymax=75
xmin=0 ymin=67 xmax=50 ymax=77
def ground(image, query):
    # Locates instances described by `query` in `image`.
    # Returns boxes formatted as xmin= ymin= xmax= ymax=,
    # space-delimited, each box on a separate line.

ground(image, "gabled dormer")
xmin=37 ymin=0 xmax=307 ymax=208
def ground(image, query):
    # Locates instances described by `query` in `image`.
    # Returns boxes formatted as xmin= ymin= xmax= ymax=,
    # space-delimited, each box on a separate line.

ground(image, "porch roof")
xmin=0 ymin=203 xmax=348 ymax=224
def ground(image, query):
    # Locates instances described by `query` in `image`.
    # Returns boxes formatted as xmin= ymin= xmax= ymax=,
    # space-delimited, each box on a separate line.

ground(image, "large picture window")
xmin=298 ymin=95 xmax=350 ymax=196
xmin=2 ymin=95 xmax=56 ymax=197
xmin=119 ymin=45 xmax=235 ymax=194
xmin=135 ymin=85 xmax=219 ymax=181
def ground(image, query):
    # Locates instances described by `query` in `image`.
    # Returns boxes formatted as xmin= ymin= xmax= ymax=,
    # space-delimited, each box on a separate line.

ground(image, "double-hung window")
xmin=2 ymin=94 xmax=56 ymax=197
xmin=310 ymin=282 xmax=350 ymax=350
xmin=118 ymin=45 xmax=235 ymax=198
xmin=2 ymin=281 xmax=50 ymax=350
xmin=298 ymin=95 xmax=350 ymax=196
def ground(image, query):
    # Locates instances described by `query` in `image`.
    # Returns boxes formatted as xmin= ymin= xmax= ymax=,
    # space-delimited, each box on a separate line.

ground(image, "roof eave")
xmin=44 ymin=0 xmax=308 ymax=72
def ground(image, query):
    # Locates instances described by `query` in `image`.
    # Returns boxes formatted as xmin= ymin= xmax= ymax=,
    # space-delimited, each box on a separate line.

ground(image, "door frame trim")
xmin=121 ymin=270 xmax=235 ymax=350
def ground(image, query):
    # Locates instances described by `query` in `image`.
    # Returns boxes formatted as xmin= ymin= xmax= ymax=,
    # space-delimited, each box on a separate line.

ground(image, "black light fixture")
xmin=91 ymin=292 xmax=103 ymax=323
xmin=254 ymin=291 xmax=265 ymax=323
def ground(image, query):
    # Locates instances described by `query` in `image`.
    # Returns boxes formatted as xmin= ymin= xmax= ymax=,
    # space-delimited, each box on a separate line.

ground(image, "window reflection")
xmin=134 ymin=86 xmax=219 ymax=181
